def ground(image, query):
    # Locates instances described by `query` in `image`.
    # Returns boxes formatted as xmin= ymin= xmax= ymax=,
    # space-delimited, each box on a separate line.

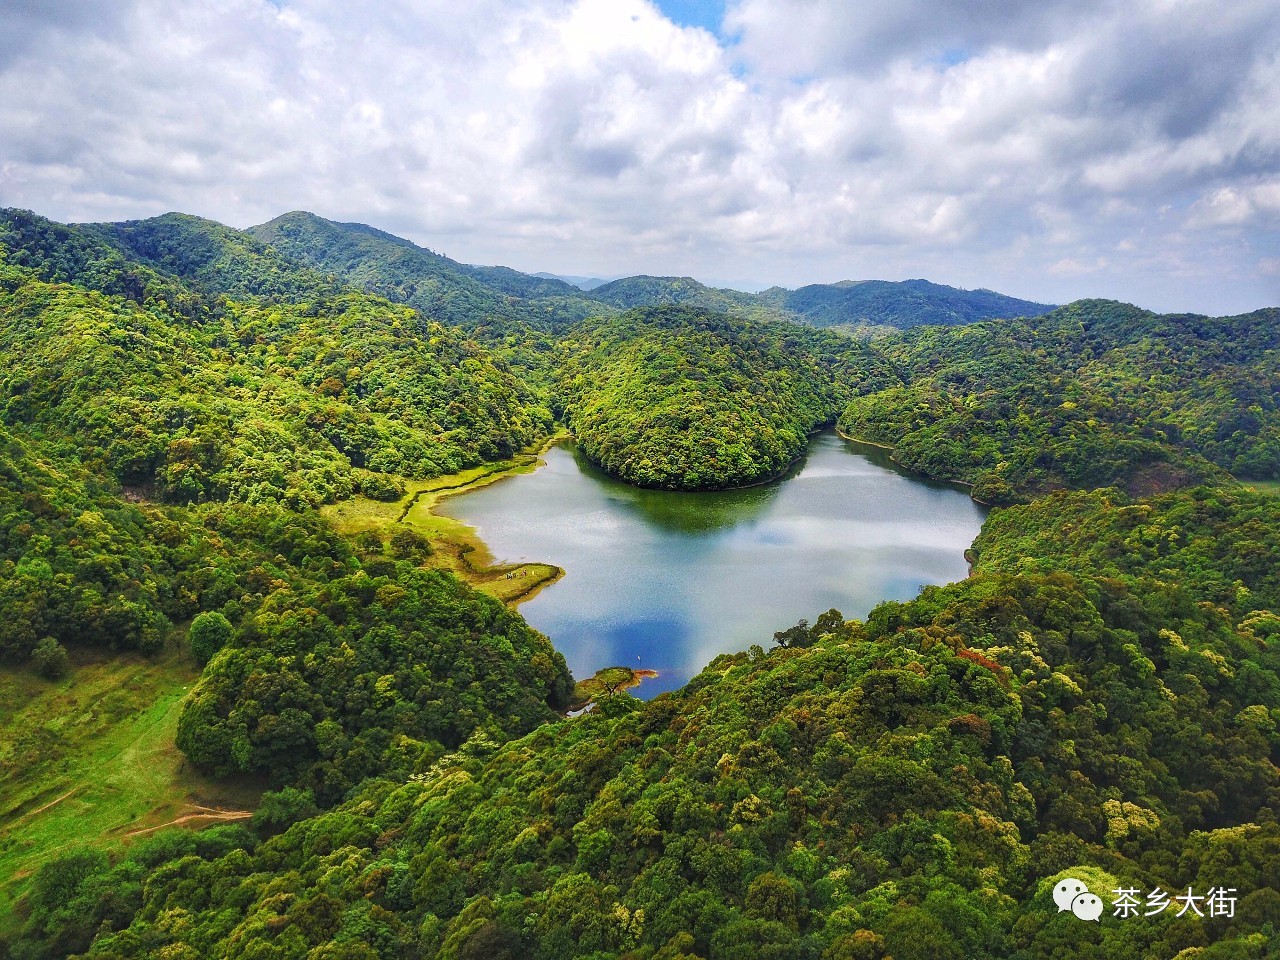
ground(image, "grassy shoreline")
xmin=324 ymin=430 xmax=569 ymax=607
xmin=327 ymin=435 xmax=670 ymax=704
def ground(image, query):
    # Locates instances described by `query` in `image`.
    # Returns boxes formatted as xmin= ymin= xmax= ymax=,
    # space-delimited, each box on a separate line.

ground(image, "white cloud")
xmin=0 ymin=0 xmax=1278 ymax=314
xmin=1049 ymin=256 xmax=1109 ymax=277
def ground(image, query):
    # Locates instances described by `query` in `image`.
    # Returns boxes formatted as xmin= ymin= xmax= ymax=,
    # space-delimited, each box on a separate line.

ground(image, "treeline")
xmin=839 ymin=299 xmax=1280 ymax=503
xmin=555 ymin=306 xmax=899 ymax=489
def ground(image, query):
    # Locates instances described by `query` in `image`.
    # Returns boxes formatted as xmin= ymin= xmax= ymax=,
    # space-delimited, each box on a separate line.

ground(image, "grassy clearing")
xmin=324 ymin=432 xmax=568 ymax=607
xmin=0 ymin=440 xmax=567 ymax=934
xmin=1243 ymin=479 xmax=1280 ymax=496
xmin=0 ymin=647 xmax=261 ymax=935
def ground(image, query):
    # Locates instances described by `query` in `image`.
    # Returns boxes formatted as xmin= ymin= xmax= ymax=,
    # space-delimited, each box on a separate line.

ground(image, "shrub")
xmin=32 ymin=636 xmax=70 ymax=679
xmin=189 ymin=611 xmax=233 ymax=666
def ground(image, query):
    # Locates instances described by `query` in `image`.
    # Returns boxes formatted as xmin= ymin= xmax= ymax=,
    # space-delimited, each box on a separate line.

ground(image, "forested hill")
xmin=0 ymin=207 xmax=342 ymax=315
xmin=0 ymin=215 xmax=554 ymax=502
xmin=3 ymin=206 xmax=1280 ymax=959
xmin=27 ymin=488 xmax=1280 ymax=960
xmin=555 ymin=306 xmax=898 ymax=490
xmin=582 ymin=275 xmax=1053 ymax=330
xmin=0 ymin=206 xmax=578 ymax=945
xmin=245 ymin=212 xmax=1052 ymax=332
xmin=249 ymin=211 xmax=605 ymax=330
xmin=0 ymin=205 xmax=559 ymax=664
xmin=585 ymin=275 xmax=792 ymax=321
xmin=758 ymin=277 xmax=1056 ymax=329
xmin=840 ymin=299 xmax=1280 ymax=503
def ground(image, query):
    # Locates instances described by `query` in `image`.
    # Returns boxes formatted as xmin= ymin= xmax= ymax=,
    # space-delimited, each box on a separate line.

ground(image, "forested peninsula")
xmin=1 ymin=207 xmax=1278 ymax=960
xmin=554 ymin=307 xmax=898 ymax=490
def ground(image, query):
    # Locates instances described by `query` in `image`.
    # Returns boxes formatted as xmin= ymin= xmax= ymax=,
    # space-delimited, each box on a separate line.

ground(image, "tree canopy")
xmin=2 ymin=207 xmax=1278 ymax=960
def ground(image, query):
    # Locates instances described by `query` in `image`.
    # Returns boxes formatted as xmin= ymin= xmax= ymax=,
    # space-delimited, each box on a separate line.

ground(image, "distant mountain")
xmin=590 ymin=275 xmax=757 ymax=309
xmin=533 ymin=271 xmax=611 ymax=291
xmin=586 ymin=275 xmax=793 ymax=322
xmin=461 ymin=264 xmax=585 ymax=300
xmin=577 ymin=273 xmax=1052 ymax=329
xmin=759 ymin=278 xmax=1056 ymax=329
xmin=243 ymin=214 xmax=1050 ymax=332
xmin=249 ymin=211 xmax=603 ymax=330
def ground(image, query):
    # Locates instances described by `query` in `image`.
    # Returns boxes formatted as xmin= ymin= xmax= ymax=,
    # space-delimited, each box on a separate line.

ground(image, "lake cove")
xmin=437 ymin=430 xmax=988 ymax=697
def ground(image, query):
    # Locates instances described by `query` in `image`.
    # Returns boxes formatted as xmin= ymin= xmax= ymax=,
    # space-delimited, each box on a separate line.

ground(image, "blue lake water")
xmin=438 ymin=431 xmax=988 ymax=696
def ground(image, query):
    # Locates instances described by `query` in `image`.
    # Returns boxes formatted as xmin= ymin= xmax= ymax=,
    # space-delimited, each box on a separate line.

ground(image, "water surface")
xmin=439 ymin=431 xmax=987 ymax=696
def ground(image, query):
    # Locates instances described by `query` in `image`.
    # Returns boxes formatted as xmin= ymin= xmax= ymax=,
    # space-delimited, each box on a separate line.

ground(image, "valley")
xmin=0 ymin=207 xmax=1277 ymax=960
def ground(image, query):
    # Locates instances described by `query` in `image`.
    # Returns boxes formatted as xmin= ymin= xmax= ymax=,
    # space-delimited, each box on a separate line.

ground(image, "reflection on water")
xmin=438 ymin=430 xmax=987 ymax=697
xmin=566 ymin=444 xmax=791 ymax=534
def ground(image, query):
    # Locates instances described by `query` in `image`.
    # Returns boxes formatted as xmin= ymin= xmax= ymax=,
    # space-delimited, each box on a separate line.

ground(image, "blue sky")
xmin=654 ymin=0 xmax=726 ymax=34
xmin=1 ymin=0 xmax=1278 ymax=314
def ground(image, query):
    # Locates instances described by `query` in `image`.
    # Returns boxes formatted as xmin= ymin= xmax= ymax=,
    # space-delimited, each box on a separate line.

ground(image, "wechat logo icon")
xmin=1054 ymin=878 xmax=1104 ymax=921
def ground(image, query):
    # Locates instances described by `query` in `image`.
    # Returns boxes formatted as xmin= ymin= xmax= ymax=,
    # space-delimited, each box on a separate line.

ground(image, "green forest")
xmin=839 ymin=300 xmax=1280 ymax=504
xmin=555 ymin=307 xmax=898 ymax=489
xmin=1 ymin=207 xmax=1278 ymax=959
xmin=756 ymin=278 xmax=1055 ymax=331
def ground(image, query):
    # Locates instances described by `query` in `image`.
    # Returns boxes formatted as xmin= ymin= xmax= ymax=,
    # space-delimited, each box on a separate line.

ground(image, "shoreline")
xmin=414 ymin=431 xmax=569 ymax=609
xmin=324 ymin=430 xmax=570 ymax=609
xmin=567 ymin=666 xmax=660 ymax=713
xmin=371 ymin=425 xmax=986 ymax=693
xmin=410 ymin=428 xmax=570 ymax=514
xmin=573 ymin=423 xmax=831 ymax=495
xmin=835 ymin=426 xmax=993 ymax=505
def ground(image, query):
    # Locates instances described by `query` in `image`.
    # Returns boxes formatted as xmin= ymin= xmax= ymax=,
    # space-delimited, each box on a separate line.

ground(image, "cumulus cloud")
xmin=0 ymin=0 xmax=1278 ymax=313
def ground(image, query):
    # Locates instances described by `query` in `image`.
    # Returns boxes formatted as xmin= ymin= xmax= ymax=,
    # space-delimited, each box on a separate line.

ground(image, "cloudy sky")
xmin=3 ymin=0 xmax=1279 ymax=313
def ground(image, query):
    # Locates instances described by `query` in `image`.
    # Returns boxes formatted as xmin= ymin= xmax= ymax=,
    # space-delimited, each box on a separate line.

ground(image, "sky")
xmin=2 ymin=0 xmax=1279 ymax=314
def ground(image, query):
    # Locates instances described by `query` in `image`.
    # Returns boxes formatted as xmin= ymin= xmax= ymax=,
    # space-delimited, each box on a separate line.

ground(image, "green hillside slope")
xmin=556 ymin=306 xmax=898 ymax=489
xmin=760 ymin=278 xmax=1054 ymax=329
xmin=249 ymin=211 xmax=603 ymax=331
xmin=0 ymin=214 xmax=574 ymax=932
xmin=839 ymin=299 xmax=1280 ymax=502
xmin=34 ymin=517 xmax=1280 ymax=959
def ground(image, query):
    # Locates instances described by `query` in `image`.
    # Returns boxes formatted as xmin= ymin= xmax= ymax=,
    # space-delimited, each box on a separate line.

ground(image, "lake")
xmin=438 ymin=431 xmax=988 ymax=697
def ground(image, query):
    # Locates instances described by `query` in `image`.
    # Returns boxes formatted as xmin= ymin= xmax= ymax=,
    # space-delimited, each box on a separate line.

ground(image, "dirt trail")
xmin=120 ymin=805 xmax=253 ymax=837
xmin=2 ymin=787 xmax=80 ymax=830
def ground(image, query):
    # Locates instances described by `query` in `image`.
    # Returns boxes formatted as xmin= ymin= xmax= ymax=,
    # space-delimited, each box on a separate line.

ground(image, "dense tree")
xmin=556 ymin=306 xmax=898 ymax=489
xmin=4 ymin=207 xmax=1279 ymax=960
xmin=32 ymin=563 xmax=1279 ymax=959
xmin=188 ymin=611 xmax=232 ymax=666
xmin=839 ymin=300 xmax=1280 ymax=502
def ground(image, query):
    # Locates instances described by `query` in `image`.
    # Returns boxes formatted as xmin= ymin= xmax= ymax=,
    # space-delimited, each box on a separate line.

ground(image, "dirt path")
xmin=1 ymin=787 xmax=80 ymax=831
xmin=120 ymin=805 xmax=253 ymax=837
